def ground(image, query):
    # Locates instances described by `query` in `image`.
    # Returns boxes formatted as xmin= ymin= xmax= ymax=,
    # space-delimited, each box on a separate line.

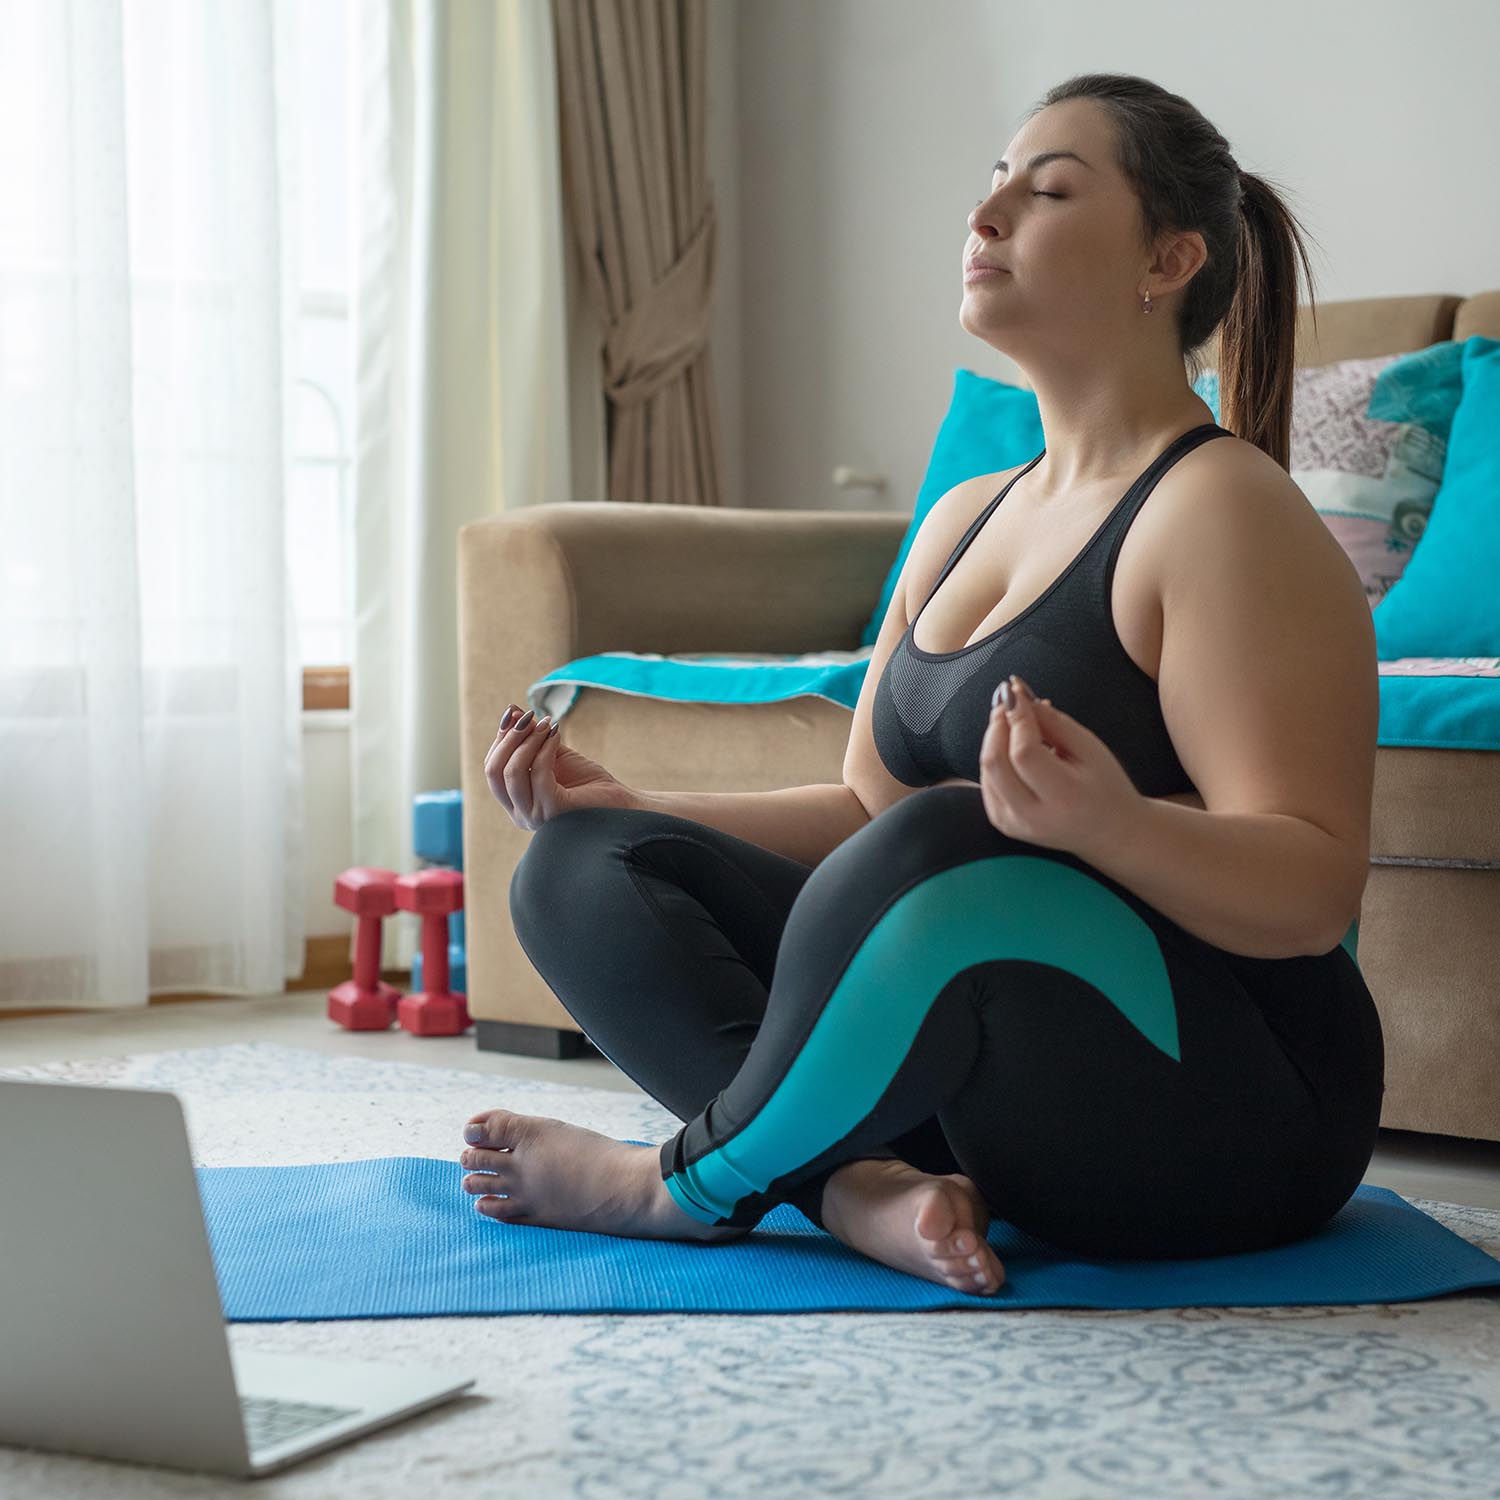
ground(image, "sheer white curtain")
xmin=351 ymin=0 xmax=584 ymax=971
xmin=0 ymin=0 xmax=305 ymax=1010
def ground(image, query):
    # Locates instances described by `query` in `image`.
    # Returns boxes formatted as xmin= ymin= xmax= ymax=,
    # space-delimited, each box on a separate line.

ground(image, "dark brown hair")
xmin=1029 ymin=73 xmax=1321 ymax=470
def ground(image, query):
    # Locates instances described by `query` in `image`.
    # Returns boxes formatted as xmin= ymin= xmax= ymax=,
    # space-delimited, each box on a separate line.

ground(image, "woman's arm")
xmin=1074 ymin=797 xmax=1358 ymax=959
xmin=1101 ymin=448 xmax=1376 ymax=961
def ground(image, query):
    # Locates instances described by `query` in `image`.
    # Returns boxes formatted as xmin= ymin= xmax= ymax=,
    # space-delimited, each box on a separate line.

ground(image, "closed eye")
xmin=974 ymin=193 xmax=1062 ymax=204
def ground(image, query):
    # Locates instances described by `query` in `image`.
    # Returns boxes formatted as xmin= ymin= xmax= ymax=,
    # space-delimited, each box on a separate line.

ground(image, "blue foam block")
xmin=412 ymin=789 xmax=463 ymax=867
xmin=196 ymin=1152 xmax=1500 ymax=1320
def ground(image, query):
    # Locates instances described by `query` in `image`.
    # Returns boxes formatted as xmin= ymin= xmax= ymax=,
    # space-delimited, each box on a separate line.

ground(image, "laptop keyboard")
xmin=240 ymin=1393 xmax=362 ymax=1451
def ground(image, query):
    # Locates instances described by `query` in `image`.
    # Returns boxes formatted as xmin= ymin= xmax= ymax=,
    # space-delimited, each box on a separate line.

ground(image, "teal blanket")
xmin=527 ymin=652 xmax=1500 ymax=753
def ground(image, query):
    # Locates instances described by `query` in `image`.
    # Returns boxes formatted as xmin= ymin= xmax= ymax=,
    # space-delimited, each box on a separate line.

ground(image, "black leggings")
xmin=507 ymin=786 xmax=1385 ymax=1258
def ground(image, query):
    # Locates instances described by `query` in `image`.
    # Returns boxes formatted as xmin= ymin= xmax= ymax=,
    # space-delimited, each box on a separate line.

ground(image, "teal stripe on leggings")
xmin=662 ymin=855 xmax=1178 ymax=1225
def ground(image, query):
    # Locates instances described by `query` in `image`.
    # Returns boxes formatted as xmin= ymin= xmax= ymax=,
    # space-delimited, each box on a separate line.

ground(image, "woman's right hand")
xmin=484 ymin=703 xmax=638 ymax=831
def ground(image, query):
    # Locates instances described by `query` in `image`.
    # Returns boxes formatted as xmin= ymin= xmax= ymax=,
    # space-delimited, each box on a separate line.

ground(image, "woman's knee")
xmin=508 ymin=804 xmax=639 ymax=937
xmin=862 ymin=783 xmax=1057 ymax=872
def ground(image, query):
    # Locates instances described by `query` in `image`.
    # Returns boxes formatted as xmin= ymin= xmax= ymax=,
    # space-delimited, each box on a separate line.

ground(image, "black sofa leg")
xmin=473 ymin=1020 xmax=602 ymax=1060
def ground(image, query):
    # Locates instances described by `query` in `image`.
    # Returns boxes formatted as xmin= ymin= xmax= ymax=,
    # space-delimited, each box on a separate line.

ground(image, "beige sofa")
xmin=457 ymin=290 xmax=1500 ymax=1145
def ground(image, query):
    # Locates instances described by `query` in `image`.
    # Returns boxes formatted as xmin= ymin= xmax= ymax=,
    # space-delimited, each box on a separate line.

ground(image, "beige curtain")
xmin=552 ymin=0 xmax=724 ymax=507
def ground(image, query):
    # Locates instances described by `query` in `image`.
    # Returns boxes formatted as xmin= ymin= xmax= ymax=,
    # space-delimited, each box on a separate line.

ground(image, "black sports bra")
xmin=871 ymin=422 xmax=1232 ymax=795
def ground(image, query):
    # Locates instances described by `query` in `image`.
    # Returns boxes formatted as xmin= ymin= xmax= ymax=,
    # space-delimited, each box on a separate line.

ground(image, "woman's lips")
xmin=964 ymin=265 xmax=1008 ymax=282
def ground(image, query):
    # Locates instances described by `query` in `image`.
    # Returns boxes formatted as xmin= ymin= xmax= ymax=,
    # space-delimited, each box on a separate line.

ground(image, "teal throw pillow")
xmin=1372 ymin=336 xmax=1500 ymax=657
xmin=860 ymin=368 xmax=1043 ymax=647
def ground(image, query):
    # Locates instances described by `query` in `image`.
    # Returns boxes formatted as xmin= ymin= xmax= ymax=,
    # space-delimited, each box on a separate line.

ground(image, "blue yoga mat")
xmin=196 ymin=1151 xmax=1500 ymax=1319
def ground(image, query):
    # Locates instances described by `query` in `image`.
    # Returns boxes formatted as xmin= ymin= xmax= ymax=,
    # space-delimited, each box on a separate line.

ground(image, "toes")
xmin=934 ymin=1197 xmax=1005 ymax=1289
xmin=944 ymin=1259 xmax=1001 ymax=1295
xmin=971 ymin=1251 xmax=1006 ymax=1293
xmin=464 ymin=1108 xmax=523 ymax=1148
xmin=915 ymin=1185 xmax=983 ymax=1262
xmin=913 ymin=1184 xmax=960 ymax=1247
xmin=462 ymin=1167 xmax=514 ymax=1195
xmin=911 ymin=1183 xmax=1006 ymax=1290
xmin=475 ymin=1193 xmax=522 ymax=1219
xmin=461 ymin=1147 xmax=516 ymax=1195
xmin=462 ymin=1146 xmax=513 ymax=1173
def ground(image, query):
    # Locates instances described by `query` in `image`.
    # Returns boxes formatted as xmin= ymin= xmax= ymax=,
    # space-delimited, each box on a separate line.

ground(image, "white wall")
xmin=734 ymin=0 xmax=1500 ymax=516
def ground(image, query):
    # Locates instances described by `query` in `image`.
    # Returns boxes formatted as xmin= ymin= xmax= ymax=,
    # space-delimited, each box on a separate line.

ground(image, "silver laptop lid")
xmin=0 ymin=1079 xmax=252 ymax=1474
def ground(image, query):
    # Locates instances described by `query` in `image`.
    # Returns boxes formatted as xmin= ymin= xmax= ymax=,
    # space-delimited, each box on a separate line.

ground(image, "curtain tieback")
xmin=602 ymin=200 xmax=717 ymax=408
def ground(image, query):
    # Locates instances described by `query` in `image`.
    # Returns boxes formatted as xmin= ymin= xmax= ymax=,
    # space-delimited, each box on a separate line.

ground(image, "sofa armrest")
xmin=457 ymin=498 xmax=908 ymax=817
xmin=456 ymin=502 xmax=908 ymax=758
xmin=458 ymin=501 xmax=908 ymax=670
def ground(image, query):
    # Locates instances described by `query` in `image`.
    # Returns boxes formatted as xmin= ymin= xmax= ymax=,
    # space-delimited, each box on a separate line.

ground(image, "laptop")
xmin=0 ymin=1077 xmax=476 ymax=1478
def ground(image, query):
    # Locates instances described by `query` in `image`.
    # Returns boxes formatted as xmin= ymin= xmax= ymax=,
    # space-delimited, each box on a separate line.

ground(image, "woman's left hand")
xmin=979 ymin=674 xmax=1143 ymax=857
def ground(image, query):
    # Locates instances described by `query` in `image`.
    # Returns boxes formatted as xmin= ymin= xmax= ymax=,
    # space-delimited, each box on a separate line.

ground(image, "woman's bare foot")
xmin=459 ymin=1107 xmax=750 ymax=1243
xmin=819 ymin=1157 xmax=1007 ymax=1294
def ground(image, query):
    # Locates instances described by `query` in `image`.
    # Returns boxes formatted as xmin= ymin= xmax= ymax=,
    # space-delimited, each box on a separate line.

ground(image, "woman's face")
xmin=960 ymin=99 xmax=1151 ymax=355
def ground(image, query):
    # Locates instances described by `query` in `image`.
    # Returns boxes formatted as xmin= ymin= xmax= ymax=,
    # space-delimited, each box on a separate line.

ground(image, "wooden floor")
xmin=3 ymin=990 xmax=1499 ymax=1212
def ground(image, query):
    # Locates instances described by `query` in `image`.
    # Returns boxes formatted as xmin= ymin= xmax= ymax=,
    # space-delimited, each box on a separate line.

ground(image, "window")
xmin=288 ymin=0 xmax=355 ymax=710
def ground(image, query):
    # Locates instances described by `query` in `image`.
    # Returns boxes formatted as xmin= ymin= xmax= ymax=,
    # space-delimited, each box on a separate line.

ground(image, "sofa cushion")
xmin=1368 ymin=336 xmax=1500 ymax=658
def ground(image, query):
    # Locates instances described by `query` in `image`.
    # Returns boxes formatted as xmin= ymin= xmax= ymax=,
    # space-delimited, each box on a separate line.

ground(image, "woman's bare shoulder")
xmin=1145 ymin=435 xmax=1356 ymax=601
xmin=902 ymin=464 xmax=1032 ymax=600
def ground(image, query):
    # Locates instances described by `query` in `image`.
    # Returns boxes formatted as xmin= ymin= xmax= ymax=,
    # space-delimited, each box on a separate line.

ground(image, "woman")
xmin=459 ymin=73 xmax=1384 ymax=1297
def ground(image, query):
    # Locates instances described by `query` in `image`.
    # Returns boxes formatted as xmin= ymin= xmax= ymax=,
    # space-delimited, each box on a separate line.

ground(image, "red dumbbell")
xmin=328 ymin=867 xmax=404 ymax=1029
xmin=393 ymin=868 xmax=469 ymax=1036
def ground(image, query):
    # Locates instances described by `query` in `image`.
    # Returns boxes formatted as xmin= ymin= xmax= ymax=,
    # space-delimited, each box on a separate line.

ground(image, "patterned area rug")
xmin=2 ymin=1042 xmax=1499 ymax=1499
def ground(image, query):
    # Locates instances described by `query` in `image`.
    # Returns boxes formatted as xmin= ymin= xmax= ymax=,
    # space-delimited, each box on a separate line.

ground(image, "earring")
xmin=1142 ymin=289 xmax=1153 ymax=314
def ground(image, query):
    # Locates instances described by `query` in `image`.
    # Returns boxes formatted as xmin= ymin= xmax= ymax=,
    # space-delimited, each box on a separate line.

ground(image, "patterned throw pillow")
xmin=1192 ymin=341 xmax=1468 ymax=609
